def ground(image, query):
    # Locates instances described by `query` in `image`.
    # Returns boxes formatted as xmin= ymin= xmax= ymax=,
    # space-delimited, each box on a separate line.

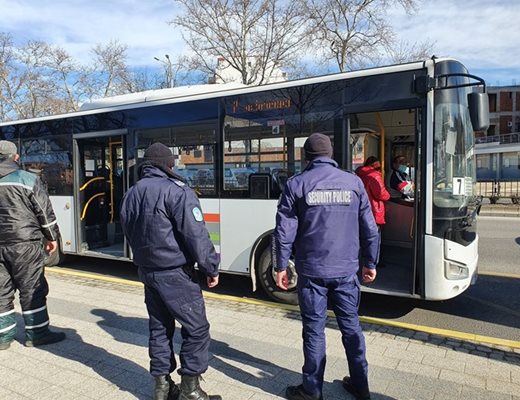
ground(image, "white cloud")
xmin=389 ymin=0 xmax=520 ymax=85
xmin=0 ymin=0 xmax=518 ymax=85
xmin=0 ymin=0 xmax=184 ymax=66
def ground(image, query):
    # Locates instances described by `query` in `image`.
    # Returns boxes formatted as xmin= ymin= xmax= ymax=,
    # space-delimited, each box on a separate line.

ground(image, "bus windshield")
xmin=433 ymin=85 xmax=475 ymax=209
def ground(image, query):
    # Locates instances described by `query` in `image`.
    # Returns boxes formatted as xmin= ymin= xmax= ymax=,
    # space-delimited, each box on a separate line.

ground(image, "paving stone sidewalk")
xmin=0 ymin=272 xmax=519 ymax=400
xmin=479 ymin=203 xmax=520 ymax=217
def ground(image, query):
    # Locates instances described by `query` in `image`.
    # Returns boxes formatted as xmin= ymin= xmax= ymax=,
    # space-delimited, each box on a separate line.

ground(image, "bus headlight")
xmin=445 ymin=261 xmax=469 ymax=280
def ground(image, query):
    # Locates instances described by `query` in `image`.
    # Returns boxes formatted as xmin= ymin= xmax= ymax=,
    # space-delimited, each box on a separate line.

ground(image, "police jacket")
xmin=0 ymin=159 xmax=60 ymax=245
xmin=355 ymin=165 xmax=390 ymax=225
xmin=273 ymin=158 xmax=379 ymax=278
xmin=120 ymin=163 xmax=219 ymax=277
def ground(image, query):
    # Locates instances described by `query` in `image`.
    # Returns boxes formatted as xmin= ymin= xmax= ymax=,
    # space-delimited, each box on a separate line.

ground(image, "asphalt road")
xmin=359 ymin=216 xmax=520 ymax=342
xmin=56 ymin=217 xmax=520 ymax=344
xmin=477 ymin=216 xmax=520 ymax=275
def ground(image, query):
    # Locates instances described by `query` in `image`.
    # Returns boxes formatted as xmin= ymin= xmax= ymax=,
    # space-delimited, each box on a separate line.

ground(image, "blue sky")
xmin=1 ymin=0 xmax=519 ymax=87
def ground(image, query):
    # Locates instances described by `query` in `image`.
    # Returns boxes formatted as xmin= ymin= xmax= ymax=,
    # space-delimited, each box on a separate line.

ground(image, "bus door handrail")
xmin=79 ymin=177 xmax=105 ymax=191
xmin=80 ymin=192 xmax=105 ymax=221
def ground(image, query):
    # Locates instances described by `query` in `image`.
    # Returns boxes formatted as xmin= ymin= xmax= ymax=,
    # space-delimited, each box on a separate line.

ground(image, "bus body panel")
xmin=423 ymin=235 xmax=478 ymax=300
xmin=50 ymin=195 xmax=76 ymax=253
xmin=218 ymin=198 xmax=277 ymax=274
xmin=198 ymin=198 xmax=220 ymax=254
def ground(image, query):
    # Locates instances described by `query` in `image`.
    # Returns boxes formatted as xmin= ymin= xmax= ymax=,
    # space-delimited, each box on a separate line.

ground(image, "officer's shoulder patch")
xmin=172 ymin=179 xmax=185 ymax=187
xmin=192 ymin=207 xmax=204 ymax=222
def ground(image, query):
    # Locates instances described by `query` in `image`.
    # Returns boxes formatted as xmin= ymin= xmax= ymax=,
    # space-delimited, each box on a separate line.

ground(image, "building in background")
xmin=475 ymin=85 xmax=520 ymax=185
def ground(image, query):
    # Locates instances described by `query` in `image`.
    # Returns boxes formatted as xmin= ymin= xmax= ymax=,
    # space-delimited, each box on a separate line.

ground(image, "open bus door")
xmin=74 ymin=132 xmax=127 ymax=258
xmin=346 ymin=109 xmax=420 ymax=297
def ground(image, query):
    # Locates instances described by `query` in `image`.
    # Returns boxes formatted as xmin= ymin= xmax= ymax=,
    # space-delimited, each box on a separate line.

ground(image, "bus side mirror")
xmin=468 ymin=92 xmax=489 ymax=132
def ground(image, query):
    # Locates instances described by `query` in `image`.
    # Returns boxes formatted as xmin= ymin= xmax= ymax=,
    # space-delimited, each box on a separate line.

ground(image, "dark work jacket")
xmin=120 ymin=164 xmax=219 ymax=277
xmin=0 ymin=159 xmax=60 ymax=245
xmin=273 ymin=157 xmax=379 ymax=278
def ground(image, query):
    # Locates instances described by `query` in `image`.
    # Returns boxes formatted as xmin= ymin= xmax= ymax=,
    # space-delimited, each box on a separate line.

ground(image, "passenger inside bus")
xmin=389 ymin=155 xmax=414 ymax=201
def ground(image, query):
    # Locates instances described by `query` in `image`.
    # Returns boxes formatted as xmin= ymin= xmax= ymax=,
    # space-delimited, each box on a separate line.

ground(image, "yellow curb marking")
xmin=47 ymin=267 xmax=520 ymax=349
xmin=48 ymin=267 xmax=143 ymax=287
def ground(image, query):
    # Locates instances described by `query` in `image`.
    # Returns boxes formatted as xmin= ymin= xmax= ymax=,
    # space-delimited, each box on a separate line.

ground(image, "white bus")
xmin=0 ymin=57 xmax=488 ymax=304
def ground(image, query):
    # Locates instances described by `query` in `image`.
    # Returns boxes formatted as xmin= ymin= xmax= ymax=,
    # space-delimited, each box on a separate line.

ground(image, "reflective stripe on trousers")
xmin=23 ymin=305 xmax=50 ymax=340
xmin=0 ymin=309 xmax=16 ymax=344
xmin=0 ymin=242 xmax=50 ymax=342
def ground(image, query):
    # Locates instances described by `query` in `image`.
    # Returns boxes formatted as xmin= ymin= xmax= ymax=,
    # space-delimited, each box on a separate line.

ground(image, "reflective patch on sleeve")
xmin=192 ymin=207 xmax=204 ymax=222
xmin=306 ymin=190 xmax=352 ymax=205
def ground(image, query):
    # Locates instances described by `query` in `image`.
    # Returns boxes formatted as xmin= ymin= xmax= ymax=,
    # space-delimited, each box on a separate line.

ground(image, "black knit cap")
xmin=303 ymin=133 xmax=333 ymax=161
xmin=143 ymin=142 xmax=175 ymax=169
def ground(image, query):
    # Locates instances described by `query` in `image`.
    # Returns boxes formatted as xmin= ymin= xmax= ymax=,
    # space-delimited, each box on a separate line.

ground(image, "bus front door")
xmin=347 ymin=109 xmax=418 ymax=297
xmin=75 ymin=134 xmax=126 ymax=258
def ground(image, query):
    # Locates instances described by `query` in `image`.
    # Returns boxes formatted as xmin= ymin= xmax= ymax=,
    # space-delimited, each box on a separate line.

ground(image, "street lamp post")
xmin=154 ymin=54 xmax=173 ymax=88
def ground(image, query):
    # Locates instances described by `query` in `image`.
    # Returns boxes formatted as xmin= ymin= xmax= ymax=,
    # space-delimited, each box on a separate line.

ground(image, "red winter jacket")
xmin=355 ymin=165 xmax=390 ymax=225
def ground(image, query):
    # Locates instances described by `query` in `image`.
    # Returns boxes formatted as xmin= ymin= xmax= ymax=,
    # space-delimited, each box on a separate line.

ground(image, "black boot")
xmin=154 ymin=375 xmax=180 ymax=400
xmin=25 ymin=330 xmax=66 ymax=347
xmin=286 ymin=385 xmax=323 ymax=400
xmin=155 ymin=375 xmax=170 ymax=400
xmin=342 ymin=377 xmax=371 ymax=400
xmin=179 ymin=375 xmax=221 ymax=400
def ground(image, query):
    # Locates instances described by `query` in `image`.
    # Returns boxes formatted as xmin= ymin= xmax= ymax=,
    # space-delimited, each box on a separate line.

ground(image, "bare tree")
xmin=385 ymin=39 xmax=436 ymax=64
xmin=0 ymin=33 xmax=22 ymax=120
xmin=153 ymin=54 xmax=202 ymax=88
xmin=0 ymin=36 xmax=77 ymax=119
xmin=85 ymin=40 xmax=134 ymax=98
xmin=170 ymin=0 xmax=307 ymax=85
xmin=0 ymin=34 xmax=158 ymax=121
xmin=303 ymin=0 xmax=422 ymax=72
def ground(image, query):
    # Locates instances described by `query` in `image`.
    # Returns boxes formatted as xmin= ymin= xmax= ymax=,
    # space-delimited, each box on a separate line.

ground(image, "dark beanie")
xmin=143 ymin=142 xmax=175 ymax=169
xmin=304 ymin=133 xmax=333 ymax=161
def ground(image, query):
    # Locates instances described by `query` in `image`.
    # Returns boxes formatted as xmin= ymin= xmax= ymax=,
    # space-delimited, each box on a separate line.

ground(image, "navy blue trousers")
xmin=297 ymin=274 xmax=368 ymax=397
xmin=138 ymin=267 xmax=210 ymax=377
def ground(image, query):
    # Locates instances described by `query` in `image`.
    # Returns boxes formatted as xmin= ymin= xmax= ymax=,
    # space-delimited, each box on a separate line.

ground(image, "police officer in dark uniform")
xmin=0 ymin=140 xmax=65 ymax=350
xmin=273 ymin=134 xmax=379 ymax=400
xmin=120 ymin=143 xmax=221 ymax=400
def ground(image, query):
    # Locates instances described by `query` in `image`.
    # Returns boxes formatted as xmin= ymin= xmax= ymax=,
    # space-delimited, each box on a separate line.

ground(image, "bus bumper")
xmin=423 ymin=235 xmax=479 ymax=300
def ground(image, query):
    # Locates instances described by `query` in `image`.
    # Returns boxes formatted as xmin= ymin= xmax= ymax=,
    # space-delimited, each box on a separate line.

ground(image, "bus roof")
xmin=1 ymin=57 xmax=457 ymax=127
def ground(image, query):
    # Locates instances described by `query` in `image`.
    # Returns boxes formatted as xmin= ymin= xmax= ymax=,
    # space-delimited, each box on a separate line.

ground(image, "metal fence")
xmin=475 ymin=132 xmax=520 ymax=144
xmin=476 ymin=180 xmax=520 ymax=203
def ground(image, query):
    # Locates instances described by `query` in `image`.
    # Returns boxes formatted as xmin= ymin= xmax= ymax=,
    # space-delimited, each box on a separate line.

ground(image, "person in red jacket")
xmin=355 ymin=156 xmax=390 ymax=225
xmin=356 ymin=156 xmax=390 ymax=268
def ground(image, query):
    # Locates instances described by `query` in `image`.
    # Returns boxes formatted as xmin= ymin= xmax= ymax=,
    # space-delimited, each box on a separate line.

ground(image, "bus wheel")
xmin=257 ymin=246 xmax=299 ymax=305
xmin=44 ymin=239 xmax=65 ymax=267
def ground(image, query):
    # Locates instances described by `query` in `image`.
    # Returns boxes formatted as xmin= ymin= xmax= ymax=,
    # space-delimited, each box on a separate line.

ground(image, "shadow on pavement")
xmin=92 ymin=309 xmax=395 ymax=399
xmin=25 ymin=326 xmax=151 ymax=399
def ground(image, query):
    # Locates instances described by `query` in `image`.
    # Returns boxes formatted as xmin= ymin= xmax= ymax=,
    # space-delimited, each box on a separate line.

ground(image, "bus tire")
xmin=44 ymin=239 xmax=65 ymax=267
xmin=257 ymin=245 xmax=299 ymax=305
